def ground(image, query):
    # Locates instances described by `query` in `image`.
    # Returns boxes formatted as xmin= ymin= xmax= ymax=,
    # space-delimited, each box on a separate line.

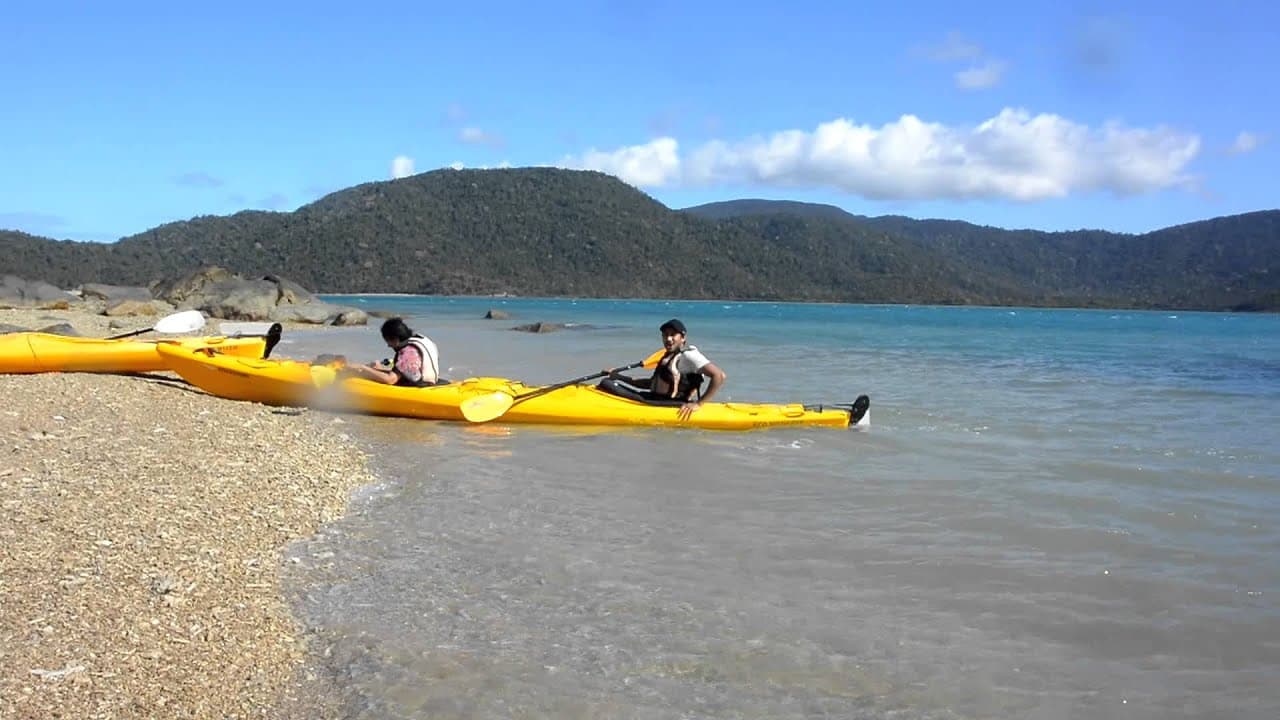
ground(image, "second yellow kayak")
xmin=156 ymin=344 xmax=869 ymax=431
xmin=0 ymin=332 xmax=271 ymax=374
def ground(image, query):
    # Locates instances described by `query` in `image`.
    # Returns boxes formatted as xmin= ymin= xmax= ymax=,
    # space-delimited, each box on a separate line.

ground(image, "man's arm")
xmin=678 ymin=362 xmax=726 ymax=420
xmin=695 ymin=362 xmax=725 ymax=403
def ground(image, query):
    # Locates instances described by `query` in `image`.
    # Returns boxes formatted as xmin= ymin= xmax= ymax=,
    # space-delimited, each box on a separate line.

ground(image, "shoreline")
xmin=317 ymin=292 xmax=1277 ymax=315
xmin=1 ymin=307 xmax=373 ymax=718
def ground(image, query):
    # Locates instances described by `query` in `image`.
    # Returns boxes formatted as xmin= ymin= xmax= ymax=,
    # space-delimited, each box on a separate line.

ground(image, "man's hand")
xmin=677 ymin=401 xmax=701 ymax=421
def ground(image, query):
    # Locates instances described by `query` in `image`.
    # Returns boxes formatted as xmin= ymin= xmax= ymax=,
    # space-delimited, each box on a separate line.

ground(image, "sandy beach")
xmin=1 ymin=306 xmax=374 ymax=719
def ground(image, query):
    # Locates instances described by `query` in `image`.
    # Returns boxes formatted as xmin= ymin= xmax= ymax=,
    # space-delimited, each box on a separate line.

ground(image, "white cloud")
xmin=921 ymin=31 xmax=984 ymax=62
xmin=919 ymin=32 xmax=1007 ymax=90
xmin=560 ymin=137 xmax=681 ymax=187
xmin=391 ymin=155 xmax=415 ymax=179
xmin=559 ymin=109 xmax=1200 ymax=201
xmin=1227 ymin=131 xmax=1263 ymax=155
xmin=459 ymin=126 xmax=504 ymax=147
xmin=955 ymin=60 xmax=1006 ymax=90
xmin=453 ymin=161 xmax=514 ymax=170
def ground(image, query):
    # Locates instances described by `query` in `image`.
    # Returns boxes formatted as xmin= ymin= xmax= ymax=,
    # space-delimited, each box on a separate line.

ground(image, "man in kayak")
xmin=342 ymin=317 xmax=442 ymax=386
xmin=599 ymin=318 xmax=726 ymax=420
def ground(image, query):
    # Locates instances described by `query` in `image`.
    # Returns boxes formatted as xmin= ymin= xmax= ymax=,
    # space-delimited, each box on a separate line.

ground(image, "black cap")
xmin=659 ymin=318 xmax=686 ymax=334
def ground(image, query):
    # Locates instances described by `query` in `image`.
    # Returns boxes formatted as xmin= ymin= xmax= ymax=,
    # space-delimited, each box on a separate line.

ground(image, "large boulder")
xmin=150 ymin=267 xmax=238 ymax=309
xmin=511 ymin=321 xmax=565 ymax=333
xmin=205 ymin=278 xmax=280 ymax=320
xmin=0 ymin=275 xmax=83 ymax=309
xmin=151 ymin=267 xmax=367 ymax=324
xmin=0 ymin=275 xmax=24 ymax=307
xmin=331 ymin=309 xmax=369 ymax=326
xmin=36 ymin=322 xmax=79 ymax=336
xmin=151 ymin=268 xmax=279 ymax=320
xmin=80 ymin=283 xmax=153 ymax=304
xmin=270 ymin=301 xmax=340 ymax=324
xmin=104 ymin=299 xmax=177 ymax=317
xmin=263 ymin=274 xmax=315 ymax=306
xmin=271 ymin=302 xmax=370 ymax=326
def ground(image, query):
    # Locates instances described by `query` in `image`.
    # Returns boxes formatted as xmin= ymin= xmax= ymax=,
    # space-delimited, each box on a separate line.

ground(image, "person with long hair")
xmin=343 ymin=317 xmax=442 ymax=386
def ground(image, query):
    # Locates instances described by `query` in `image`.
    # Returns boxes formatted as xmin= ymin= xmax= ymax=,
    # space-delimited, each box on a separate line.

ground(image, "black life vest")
xmin=650 ymin=347 xmax=706 ymax=401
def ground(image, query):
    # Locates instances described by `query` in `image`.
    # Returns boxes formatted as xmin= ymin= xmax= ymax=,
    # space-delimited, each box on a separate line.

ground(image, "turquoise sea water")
xmin=274 ymin=297 xmax=1280 ymax=719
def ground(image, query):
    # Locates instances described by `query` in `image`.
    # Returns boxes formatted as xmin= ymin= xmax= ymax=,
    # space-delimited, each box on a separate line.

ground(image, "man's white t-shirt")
xmin=670 ymin=345 xmax=709 ymax=375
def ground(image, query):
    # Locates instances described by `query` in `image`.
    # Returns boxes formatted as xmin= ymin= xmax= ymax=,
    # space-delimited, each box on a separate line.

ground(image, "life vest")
xmin=650 ymin=347 xmax=705 ymax=400
xmin=395 ymin=335 xmax=440 ymax=387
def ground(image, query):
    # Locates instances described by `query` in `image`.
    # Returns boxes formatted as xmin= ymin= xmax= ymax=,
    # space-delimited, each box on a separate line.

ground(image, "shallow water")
xmin=274 ymin=299 xmax=1279 ymax=719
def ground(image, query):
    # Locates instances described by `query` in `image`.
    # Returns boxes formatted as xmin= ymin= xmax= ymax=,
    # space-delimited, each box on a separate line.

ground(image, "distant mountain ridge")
xmin=2 ymin=168 xmax=1277 ymax=310
xmin=683 ymin=200 xmax=1280 ymax=310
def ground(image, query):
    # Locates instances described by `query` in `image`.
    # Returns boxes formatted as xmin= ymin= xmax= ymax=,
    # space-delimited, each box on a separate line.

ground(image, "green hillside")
xmin=2 ymin=168 xmax=1277 ymax=310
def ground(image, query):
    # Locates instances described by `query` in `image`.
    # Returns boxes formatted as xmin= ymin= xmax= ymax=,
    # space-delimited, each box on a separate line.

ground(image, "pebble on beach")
xmin=1 ymin=306 xmax=375 ymax=719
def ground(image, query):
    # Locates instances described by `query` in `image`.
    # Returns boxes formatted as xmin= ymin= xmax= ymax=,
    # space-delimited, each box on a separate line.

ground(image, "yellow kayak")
xmin=156 ymin=344 xmax=869 ymax=431
xmin=155 ymin=343 xmax=352 ymax=407
xmin=0 ymin=332 xmax=271 ymax=374
xmin=458 ymin=379 xmax=866 ymax=430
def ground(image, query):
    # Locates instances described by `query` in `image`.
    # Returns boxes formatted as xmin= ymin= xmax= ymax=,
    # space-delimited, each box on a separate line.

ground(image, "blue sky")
xmin=2 ymin=1 xmax=1276 ymax=242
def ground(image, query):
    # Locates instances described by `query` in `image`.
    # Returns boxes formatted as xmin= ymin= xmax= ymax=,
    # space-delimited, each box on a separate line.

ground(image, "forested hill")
xmin=684 ymin=200 xmax=1280 ymax=310
xmin=2 ymin=168 xmax=1278 ymax=310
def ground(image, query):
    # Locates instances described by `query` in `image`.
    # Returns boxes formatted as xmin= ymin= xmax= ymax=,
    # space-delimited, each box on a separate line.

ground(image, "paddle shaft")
xmin=459 ymin=349 xmax=668 ymax=423
xmin=509 ymin=359 xmax=647 ymax=405
xmin=106 ymin=327 xmax=157 ymax=340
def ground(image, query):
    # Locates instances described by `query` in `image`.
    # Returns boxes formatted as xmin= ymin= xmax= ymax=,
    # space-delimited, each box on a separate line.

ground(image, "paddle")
xmin=260 ymin=322 xmax=283 ymax=359
xmin=460 ymin=349 xmax=667 ymax=423
xmin=106 ymin=309 xmax=206 ymax=340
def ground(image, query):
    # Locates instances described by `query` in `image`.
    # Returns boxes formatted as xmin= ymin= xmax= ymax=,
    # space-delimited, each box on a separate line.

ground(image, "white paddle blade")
xmin=153 ymin=310 xmax=207 ymax=334
xmin=460 ymin=392 xmax=515 ymax=423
